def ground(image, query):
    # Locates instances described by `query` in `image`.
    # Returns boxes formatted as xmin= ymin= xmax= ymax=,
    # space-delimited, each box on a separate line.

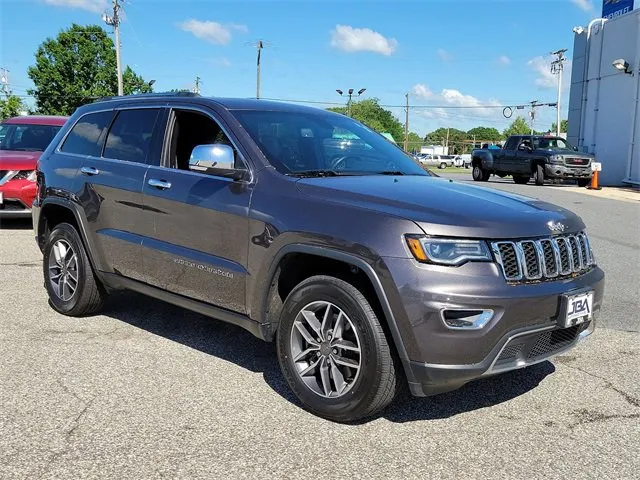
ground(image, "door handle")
xmin=148 ymin=178 xmax=172 ymax=190
xmin=80 ymin=166 xmax=100 ymax=176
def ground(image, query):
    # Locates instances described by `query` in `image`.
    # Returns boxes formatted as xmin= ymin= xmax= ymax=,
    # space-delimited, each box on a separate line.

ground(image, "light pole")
xmin=336 ymin=88 xmax=366 ymax=117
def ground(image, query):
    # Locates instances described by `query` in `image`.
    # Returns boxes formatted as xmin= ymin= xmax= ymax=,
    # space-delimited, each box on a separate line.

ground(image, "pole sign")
xmin=602 ymin=0 xmax=635 ymax=19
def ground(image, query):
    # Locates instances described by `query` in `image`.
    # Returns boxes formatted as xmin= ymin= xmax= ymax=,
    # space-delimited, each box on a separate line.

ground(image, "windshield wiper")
xmin=377 ymin=171 xmax=405 ymax=176
xmin=288 ymin=169 xmax=343 ymax=178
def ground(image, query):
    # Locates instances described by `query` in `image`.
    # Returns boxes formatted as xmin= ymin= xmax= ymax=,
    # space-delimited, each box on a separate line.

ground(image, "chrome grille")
xmin=492 ymin=233 xmax=594 ymax=283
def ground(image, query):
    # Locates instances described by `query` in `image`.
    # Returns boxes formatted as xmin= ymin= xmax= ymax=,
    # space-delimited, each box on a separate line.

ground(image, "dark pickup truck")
xmin=471 ymin=135 xmax=594 ymax=186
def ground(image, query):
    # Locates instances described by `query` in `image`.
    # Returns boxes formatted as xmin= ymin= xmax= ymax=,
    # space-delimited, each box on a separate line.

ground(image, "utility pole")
xmin=529 ymin=100 xmax=540 ymax=135
xmin=0 ymin=67 xmax=10 ymax=97
xmin=445 ymin=128 xmax=450 ymax=154
xmin=194 ymin=76 xmax=201 ymax=94
xmin=103 ymin=0 xmax=123 ymax=96
xmin=256 ymin=40 xmax=263 ymax=99
xmin=550 ymin=49 xmax=567 ymax=137
xmin=404 ymin=93 xmax=409 ymax=152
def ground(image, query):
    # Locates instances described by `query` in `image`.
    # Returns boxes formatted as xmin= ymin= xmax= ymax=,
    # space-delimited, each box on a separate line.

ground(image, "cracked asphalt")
xmin=1 ymin=179 xmax=639 ymax=479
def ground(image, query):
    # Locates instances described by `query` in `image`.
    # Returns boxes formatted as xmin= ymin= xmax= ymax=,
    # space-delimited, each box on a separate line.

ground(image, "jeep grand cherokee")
xmin=33 ymin=93 xmax=605 ymax=422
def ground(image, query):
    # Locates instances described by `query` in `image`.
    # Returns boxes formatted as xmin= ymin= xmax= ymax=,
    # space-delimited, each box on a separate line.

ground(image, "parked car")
xmin=33 ymin=93 xmax=604 ymax=422
xmin=452 ymin=154 xmax=472 ymax=168
xmin=0 ymin=115 xmax=68 ymax=217
xmin=471 ymin=135 xmax=594 ymax=186
xmin=419 ymin=154 xmax=453 ymax=169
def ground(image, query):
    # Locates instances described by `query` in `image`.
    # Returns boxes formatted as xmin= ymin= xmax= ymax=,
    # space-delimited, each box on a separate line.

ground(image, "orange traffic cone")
xmin=588 ymin=170 xmax=601 ymax=190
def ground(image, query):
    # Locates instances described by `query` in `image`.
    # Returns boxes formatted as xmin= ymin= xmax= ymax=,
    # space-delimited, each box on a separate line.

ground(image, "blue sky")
xmin=1 ymin=0 xmax=604 ymax=135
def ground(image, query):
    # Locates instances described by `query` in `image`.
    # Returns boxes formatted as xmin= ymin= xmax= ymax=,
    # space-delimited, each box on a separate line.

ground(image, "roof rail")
xmin=94 ymin=92 xmax=201 ymax=102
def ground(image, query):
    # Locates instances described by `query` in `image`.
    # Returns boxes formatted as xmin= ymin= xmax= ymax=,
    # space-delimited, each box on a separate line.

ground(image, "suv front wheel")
xmin=43 ymin=222 xmax=106 ymax=316
xmin=277 ymin=275 xmax=398 ymax=422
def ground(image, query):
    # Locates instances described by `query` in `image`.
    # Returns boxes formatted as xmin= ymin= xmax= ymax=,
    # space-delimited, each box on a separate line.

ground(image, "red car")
xmin=0 ymin=115 xmax=68 ymax=218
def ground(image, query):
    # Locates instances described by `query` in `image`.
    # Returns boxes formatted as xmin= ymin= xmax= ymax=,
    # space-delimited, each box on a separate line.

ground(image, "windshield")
xmin=535 ymin=137 xmax=574 ymax=151
xmin=232 ymin=110 xmax=428 ymax=176
xmin=0 ymin=123 xmax=61 ymax=152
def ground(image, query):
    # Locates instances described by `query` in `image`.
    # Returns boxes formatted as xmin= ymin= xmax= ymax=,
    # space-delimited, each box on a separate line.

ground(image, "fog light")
xmin=442 ymin=309 xmax=494 ymax=330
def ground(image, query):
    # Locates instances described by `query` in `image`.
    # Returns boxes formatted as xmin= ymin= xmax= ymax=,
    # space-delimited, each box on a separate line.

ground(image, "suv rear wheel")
xmin=277 ymin=275 xmax=397 ymax=422
xmin=43 ymin=222 xmax=106 ymax=316
xmin=472 ymin=164 xmax=490 ymax=182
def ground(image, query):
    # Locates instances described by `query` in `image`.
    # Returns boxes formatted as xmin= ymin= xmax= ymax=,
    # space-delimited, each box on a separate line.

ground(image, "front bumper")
xmin=380 ymin=258 xmax=605 ymax=396
xmin=0 ymin=180 xmax=36 ymax=218
xmin=545 ymin=164 xmax=592 ymax=180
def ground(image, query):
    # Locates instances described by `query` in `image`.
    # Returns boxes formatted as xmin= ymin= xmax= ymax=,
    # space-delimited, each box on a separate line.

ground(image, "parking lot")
xmin=1 ymin=176 xmax=638 ymax=479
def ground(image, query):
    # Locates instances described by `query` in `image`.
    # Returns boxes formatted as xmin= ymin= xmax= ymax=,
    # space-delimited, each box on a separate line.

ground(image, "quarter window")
xmin=60 ymin=111 xmax=113 ymax=157
xmin=104 ymin=109 xmax=160 ymax=163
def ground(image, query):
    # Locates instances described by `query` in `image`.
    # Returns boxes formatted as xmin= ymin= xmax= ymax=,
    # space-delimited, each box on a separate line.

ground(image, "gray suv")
xmin=33 ymin=93 xmax=605 ymax=422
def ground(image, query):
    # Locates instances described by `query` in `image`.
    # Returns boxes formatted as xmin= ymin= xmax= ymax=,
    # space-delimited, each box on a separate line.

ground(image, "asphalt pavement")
xmin=1 ymin=178 xmax=639 ymax=479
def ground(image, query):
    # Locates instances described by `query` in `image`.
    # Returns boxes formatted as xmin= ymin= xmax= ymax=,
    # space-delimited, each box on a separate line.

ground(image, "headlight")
xmin=549 ymin=155 xmax=564 ymax=164
xmin=405 ymin=236 xmax=492 ymax=266
xmin=14 ymin=170 xmax=37 ymax=181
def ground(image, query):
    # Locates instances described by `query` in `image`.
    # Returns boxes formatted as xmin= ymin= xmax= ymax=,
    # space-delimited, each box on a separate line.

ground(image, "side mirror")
xmin=189 ymin=144 xmax=248 ymax=181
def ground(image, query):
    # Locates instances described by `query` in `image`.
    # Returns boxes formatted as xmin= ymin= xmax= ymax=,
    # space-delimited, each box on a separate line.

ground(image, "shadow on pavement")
xmin=0 ymin=218 xmax=33 ymax=230
xmin=104 ymin=291 xmax=555 ymax=424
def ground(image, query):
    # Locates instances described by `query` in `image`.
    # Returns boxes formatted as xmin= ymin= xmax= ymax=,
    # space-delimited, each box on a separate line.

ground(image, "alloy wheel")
xmin=48 ymin=239 xmax=79 ymax=302
xmin=289 ymin=301 xmax=362 ymax=398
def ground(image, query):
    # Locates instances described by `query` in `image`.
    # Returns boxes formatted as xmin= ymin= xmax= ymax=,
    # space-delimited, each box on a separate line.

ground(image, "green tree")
xmin=551 ymin=119 xmax=569 ymax=133
xmin=123 ymin=66 xmax=153 ymax=95
xmin=466 ymin=126 xmax=502 ymax=142
xmin=406 ymin=131 xmax=423 ymax=151
xmin=328 ymin=98 xmax=404 ymax=143
xmin=27 ymin=24 xmax=152 ymax=115
xmin=503 ymin=117 xmax=531 ymax=137
xmin=0 ymin=95 xmax=27 ymax=120
xmin=424 ymin=127 xmax=467 ymax=154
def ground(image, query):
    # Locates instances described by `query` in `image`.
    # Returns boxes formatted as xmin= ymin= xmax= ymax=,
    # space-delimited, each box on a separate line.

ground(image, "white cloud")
xmin=330 ymin=25 xmax=398 ymax=56
xmin=498 ymin=55 xmax=511 ymax=66
xmin=178 ymin=19 xmax=248 ymax=45
xmin=571 ymin=0 xmax=594 ymax=12
xmin=412 ymin=84 xmax=433 ymax=99
xmin=527 ymin=56 xmax=572 ymax=90
xmin=437 ymin=49 xmax=452 ymax=62
xmin=42 ymin=0 xmax=108 ymax=13
xmin=411 ymin=84 xmax=503 ymax=119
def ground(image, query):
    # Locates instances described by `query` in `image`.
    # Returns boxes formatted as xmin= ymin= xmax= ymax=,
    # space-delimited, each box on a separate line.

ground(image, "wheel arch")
xmin=37 ymin=198 xmax=106 ymax=274
xmin=258 ymin=244 xmax=412 ymax=367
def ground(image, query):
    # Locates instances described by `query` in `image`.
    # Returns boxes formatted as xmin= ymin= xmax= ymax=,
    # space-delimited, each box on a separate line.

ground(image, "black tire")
xmin=439 ymin=162 xmax=447 ymax=169
xmin=577 ymin=178 xmax=590 ymax=187
xmin=513 ymin=175 xmax=530 ymax=185
xmin=277 ymin=275 xmax=398 ymax=422
xmin=534 ymin=164 xmax=545 ymax=185
xmin=43 ymin=222 xmax=105 ymax=316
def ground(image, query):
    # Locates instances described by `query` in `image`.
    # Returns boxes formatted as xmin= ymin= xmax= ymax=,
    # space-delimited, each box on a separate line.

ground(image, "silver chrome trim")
xmin=485 ymin=324 xmax=556 ymax=374
xmin=492 ymin=232 xmax=594 ymax=283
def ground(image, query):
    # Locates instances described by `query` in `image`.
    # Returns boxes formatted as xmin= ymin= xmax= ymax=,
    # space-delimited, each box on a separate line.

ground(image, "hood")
xmin=0 ymin=150 xmax=41 ymax=170
xmin=296 ymin=175 xmax=584 ymax=239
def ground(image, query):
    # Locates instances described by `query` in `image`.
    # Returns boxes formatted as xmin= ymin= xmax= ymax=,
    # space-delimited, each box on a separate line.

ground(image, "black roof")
xmin=91 ymin=93 xmax=333 ymax=115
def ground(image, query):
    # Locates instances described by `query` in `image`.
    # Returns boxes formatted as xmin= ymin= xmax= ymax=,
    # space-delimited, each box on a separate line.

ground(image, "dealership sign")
xmin=602 ymin=0 xmax=635 ymax=19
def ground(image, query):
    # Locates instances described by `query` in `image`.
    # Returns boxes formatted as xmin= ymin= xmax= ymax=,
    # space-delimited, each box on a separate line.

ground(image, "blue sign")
xmin=602 ymin=0 xmax=635 ymax=19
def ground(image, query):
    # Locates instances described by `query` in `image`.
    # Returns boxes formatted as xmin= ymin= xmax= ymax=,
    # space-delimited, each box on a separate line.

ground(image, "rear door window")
xmin=103 ymin=109 xmax=161 ymax=164
xmin=60 ymin=111 xmax=114 ymax=157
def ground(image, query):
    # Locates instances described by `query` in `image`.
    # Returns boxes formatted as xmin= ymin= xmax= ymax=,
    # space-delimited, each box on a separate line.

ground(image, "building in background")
xmin=567 ymin=6 xmax=639 ymax=186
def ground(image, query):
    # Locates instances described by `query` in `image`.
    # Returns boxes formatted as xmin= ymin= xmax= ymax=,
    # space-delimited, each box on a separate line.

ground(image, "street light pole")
xmin=551 ymin=49 xmax=567 ymax=136
xmin=336 ymin=88 xmax=366 ymax=117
